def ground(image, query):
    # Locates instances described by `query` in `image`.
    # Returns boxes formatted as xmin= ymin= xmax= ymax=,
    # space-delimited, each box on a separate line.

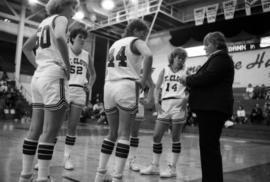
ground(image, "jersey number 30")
xmin=107 ymin=46 xmax=127 ymax=67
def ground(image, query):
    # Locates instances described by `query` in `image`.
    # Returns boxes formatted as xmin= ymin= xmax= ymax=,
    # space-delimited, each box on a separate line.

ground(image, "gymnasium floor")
xmin=1 ymin=120 xmax=270 ymax=182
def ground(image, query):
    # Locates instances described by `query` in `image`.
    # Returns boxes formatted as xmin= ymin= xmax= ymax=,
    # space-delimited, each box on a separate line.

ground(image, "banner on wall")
xmin=245 ymin=0 xmax=258 ymax=15
xmin=206 ymin=4 xmax=219 ymax=23
xmin=194 ymin=7 xmax=206 ymax=25
xmin=262 ymin=0 xmax=270 ymax=12
xmin=223 ymin=0 xmax=237 ymax=20
xmin=184 ymin=48 xmax=270 ymax=87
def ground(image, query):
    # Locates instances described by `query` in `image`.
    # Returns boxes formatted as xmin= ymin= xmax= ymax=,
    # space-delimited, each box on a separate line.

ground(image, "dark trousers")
xmin=196 ymin=111 xmax=227 ymax=182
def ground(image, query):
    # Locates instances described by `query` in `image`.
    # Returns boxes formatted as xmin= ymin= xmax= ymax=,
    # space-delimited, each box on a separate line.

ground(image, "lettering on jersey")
xmin=70 ymin=58 xmax=87 ymax=75
xmin=164 ymin=75 xmax=181 ymax=82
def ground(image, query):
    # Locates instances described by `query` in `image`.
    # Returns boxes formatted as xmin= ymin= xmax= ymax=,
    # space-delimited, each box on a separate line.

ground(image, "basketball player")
xmin=18 ymin=0 xmax=79 ymax=181
xmin=140 ymin=47 xmax=188 ymax=178
xmin=94 ymin=19 xmax=153 ymax=182
xmin=63 ymin=27 xmax=96 ymax=170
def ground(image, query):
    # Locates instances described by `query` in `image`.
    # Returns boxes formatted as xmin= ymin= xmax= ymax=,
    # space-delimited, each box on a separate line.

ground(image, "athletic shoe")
xmin=95 ymin=169 xmax=112 ymax=182
xmin=64 ymin=156 xmax=74 ymax=170
xmin=34 ymin=163 xmax=38 ymax=170
xmin=140 ymin=163 xmax=159 ymax=175
xmin=18 ymin=173 xmax=34 ymax=182
xmin=128 ymin=158 xmax=140 ymax=172
xmin=160 ymin=164 xmax=176 ymax=178
xmin=34 ymin=176 xmax=55 ymax=182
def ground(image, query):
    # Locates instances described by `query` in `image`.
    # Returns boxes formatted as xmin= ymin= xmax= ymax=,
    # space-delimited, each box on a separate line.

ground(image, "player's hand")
xmin=65 ymin=67 xmax=70 ymax=80
xmin=136 ymin=79 xmax=146 ymax=90
xmin=155 ymin=102 xmax=164 ymax=114
xmin=179 ymin=75 xmax=187 ymax=85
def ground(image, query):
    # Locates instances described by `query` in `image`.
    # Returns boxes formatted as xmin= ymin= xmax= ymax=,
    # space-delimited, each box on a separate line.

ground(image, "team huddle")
xmin=18 ymin=0 xmax=234 ymax=182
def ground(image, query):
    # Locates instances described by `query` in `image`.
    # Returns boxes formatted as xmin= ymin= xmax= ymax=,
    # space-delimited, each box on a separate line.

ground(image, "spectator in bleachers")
xmin=259 ymin=84 xmax=267 ymax=99
xmin=246 ymin=83 xmax=254 ymax=99
xmin=93 ymin=98 xmax=107 ymax=125
xmin=250 ymin=103 xmax=264 ymax=124
xmin=1 ymin=71 xmax=9 ymax=81
xmin=265 ymin=89 xmax=270 ymax=100
xmin=80 ymin=100 xmax=94 ymax=123
xmin=263 ymin=101 xmax=270 ymax=126
xmin=253 ymin=85 xmax=260 ymax=99
xmin=235 ymin=105 xmax=247 ymax=124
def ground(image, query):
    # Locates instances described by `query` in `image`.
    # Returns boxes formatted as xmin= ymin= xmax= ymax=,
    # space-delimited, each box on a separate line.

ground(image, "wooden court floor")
xmin=1 ymin=121 xmax=270 ymax=182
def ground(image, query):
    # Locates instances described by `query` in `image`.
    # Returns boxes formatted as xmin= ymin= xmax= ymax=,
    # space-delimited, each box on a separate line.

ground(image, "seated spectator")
xmin=80 ymin=101 xmax=93 ymax=123
xmin=259 ymin=84 xmax=267 ymax=99
xmin=93 ymin=99 xmax=108 ymax=125
xmin=265 ymin=88 xmax=270 ymax=100
xmin=246 ymin=83 xmax=254 ymax=99
xmin=235 ymin=105 xmax=247 ymax=124
xmin=250 ymin=103 xmax=264 ymax=124
xmin=263 ymin=101 xmax=270 ymax=126
xmin=253 ymin=85 xmax=260 ymax=99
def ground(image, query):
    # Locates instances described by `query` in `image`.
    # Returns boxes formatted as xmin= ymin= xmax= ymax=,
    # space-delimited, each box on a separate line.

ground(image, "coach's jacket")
xmin=186 ymin=50 xmax=235 ymax=116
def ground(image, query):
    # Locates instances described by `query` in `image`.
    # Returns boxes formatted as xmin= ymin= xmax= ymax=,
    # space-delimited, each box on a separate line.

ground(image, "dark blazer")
xmin=186 ymin=50 xmax=235 ymax=116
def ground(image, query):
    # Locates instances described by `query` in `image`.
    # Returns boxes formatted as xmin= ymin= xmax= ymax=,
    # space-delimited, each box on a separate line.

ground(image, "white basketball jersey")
xmin=34 ymin=15 xmax=66 ymax=78
xmin=68 ymin=47 xmax=89 ymax=86
xmin=105 ymin=37 xmax=142 ymax=81
xmin=161 ymin=66 xmax=186 ymax=100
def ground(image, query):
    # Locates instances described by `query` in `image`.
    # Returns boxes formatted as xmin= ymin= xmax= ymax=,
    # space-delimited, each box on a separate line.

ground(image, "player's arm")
xmin=87 ymin=54 xmax=96 ymax=99
xmin=23 ymin=33 xmax=37 ymax=68
xmin=133 ymin=39 xmax=153 ymax=88
xmin=54 ymin=16 xmax=70 ymax=79
xmin=154 ymin=69 xmax=165 ymax=114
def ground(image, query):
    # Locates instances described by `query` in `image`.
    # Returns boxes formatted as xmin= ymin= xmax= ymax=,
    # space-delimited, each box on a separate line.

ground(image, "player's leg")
xmin=140 ymin=119 xmax=169 ymax=175
xmin=160 ymin=122 xmax=184 ymax=178
xmin=64 ymin=103 xmax=83 ymax=170
xmin=111 ymin=107 xmax=133 ymax=182
xmin=95 ymin=108 xmax=118 ymax=182
xmin=19 ymin=77 xmax=44 ymax=182
xmin=36 ymin=78 xmax=68 ymax=181
xmin=128 ymin=113 xmax=141 ymax=171
xmin=95 ymin=81 xmax=118 ymax=182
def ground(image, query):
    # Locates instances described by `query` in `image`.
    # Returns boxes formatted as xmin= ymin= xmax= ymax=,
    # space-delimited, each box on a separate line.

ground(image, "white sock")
xmin=152 ymin=153 xmax=161 ymax=166
xmin=114 ymin=139 xmax=129 ymax=177
xmin=21 ymin=155 xmax=35 ymax=175
xmin=97 ymin=139 xmax=115 ymax=171
xmin=37 ymin=159 xmax=50 ymax=180
xmin=21 ymin=138 xmax=38 ymax=175
xmin=172 ymin=152 xmax=180 ymax=167
xmin=37 ymin=143 xmax=54 ymax=180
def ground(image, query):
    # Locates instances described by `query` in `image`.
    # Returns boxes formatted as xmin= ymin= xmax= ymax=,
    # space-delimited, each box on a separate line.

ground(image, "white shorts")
xmin=104 ymin=80 xmax=138 ymax=114
xmin=31 ymin=76 xmax=69 ymax=110
xmin=69 ymin=85 xmax=86 ymax=108
xmin=157 ymin=98 xmax=187 ymax=124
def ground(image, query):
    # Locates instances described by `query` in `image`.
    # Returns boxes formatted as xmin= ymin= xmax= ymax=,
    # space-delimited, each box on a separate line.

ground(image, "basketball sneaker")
xmin=140 ymin=163 xmax=159 ymax=175
xmin=64 ymin=155 xmax=74 ymax=170
xmin=18 ymin=173 xmax=34 ymax=182
xmin=128 ymin=158 xmax=140 ymax=172
xmin=160 ymin=164 xmax=177 ymax=178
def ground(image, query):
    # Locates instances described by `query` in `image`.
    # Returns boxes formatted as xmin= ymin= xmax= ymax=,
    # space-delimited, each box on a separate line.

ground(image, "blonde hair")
xmin=46 ymin=0 xmax=79 ymax=15
xmin=203 ymin=31 xmax=228 ymax=52
xmin=168 ymin=47 xmax=187 ymax=66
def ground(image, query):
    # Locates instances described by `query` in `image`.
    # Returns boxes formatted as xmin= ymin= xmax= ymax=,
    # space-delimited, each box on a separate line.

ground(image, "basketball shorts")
xmin=31 ymin=76 xmax=69 ymax=110
xmin=104 ymin=80 xmax=138 ymax=114
xmin=157 ymin=98 xmax=187 ymax=124
xmin=69 ymin=85 xmax=86 ymax=108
